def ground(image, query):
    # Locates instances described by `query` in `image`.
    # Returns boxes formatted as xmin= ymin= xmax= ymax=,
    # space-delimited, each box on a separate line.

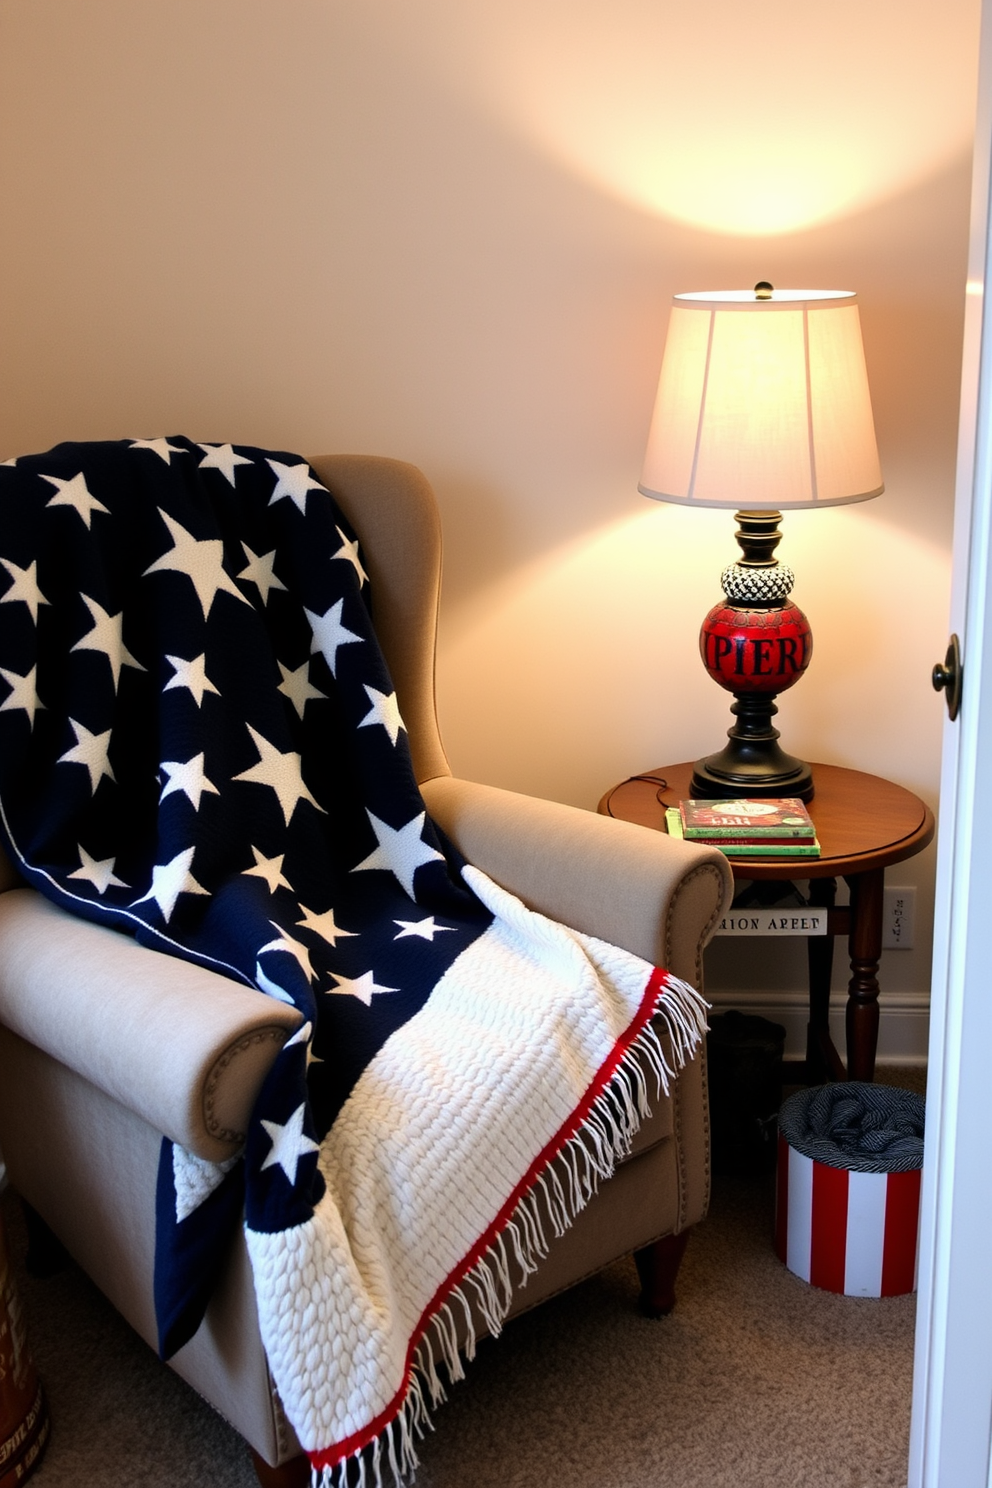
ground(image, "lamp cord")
xmin=618 ymin=772 xmax=669 ymax=807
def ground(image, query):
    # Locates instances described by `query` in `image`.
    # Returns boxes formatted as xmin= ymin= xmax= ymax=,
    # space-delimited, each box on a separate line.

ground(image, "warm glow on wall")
xmin=367 ymin=0 xmax=979 ymax=233
xmin=437 ymin=502 xmax=949 ymax=805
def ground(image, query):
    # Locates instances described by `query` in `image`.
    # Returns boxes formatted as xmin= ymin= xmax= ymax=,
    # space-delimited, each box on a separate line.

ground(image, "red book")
xmin=679 ymin=797 xmax=816 ymax=839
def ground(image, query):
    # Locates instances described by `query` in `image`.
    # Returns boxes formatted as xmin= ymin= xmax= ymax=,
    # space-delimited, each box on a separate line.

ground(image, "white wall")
xmin=0 ymin=0 xmax=980 ymax=1044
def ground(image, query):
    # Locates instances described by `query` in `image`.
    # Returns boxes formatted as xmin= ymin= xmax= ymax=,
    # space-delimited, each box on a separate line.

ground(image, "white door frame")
xmin=909 ymin=5 xmax=992 ymax=1480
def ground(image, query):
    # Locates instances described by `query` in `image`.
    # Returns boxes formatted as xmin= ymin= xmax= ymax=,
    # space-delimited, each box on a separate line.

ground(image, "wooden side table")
xmin=598 ymin=763 xmax=935 ymax=1082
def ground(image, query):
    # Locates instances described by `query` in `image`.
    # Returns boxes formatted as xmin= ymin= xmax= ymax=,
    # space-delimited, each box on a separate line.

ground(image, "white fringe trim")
xmin=312 ymin=974 xmax=707 ymax=1488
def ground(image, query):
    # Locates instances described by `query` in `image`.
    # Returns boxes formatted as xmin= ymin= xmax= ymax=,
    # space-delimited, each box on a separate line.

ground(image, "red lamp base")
xmin=690 ymin=511 xmax=815 ymax=802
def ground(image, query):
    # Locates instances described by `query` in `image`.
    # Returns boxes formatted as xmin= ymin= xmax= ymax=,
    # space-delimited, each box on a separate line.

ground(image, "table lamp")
xmin=639 ymin=283 xmax=883 ymax=802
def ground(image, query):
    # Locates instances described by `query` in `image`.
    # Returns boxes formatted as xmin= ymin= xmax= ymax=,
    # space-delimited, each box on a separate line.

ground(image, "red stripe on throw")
xmin=810 ymin=1162 xmax=848 ymax=1292
xmin=309 ymin=964 xmax=673 ymax=1474
xmin=774 ymin=1132 xmax=789 ymax=1263
xmin=881 ymin=1168 xmax=921 ymax=1296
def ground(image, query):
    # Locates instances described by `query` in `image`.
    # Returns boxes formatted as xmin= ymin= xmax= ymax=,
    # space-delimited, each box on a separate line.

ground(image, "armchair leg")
xmin=250 ymin=1447 xmax=311 ymax=1487
xmin=634 ymin=1229 xmax=692 ymax=1318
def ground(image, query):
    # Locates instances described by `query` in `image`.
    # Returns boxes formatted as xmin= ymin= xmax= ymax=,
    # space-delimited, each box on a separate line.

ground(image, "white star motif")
xmin=1 ymin=559 xmax=50 ymax=623
xmin=257 ymin=922 xmax=315 ymax=982
xmin=260 ymin=1103 xmax=319 ymax=1186
xmin=160 ymin=753 xmax=221 ymax=811
xmin=332 ymin=526 xmax=368 ymax=587
xmin=196 ymin=443 xmax=253 ymax=485
xmin=277 ymin=660 xmax=327 ymax=719
xmin=304 ymin=599 xmax=362 ymax=677
xmin=285 ymin=1020 xmax=311 ymax=1049
xmin=266 ymin=459 xmax=326 ymax=514
xmin=244 ymin=846 xmax=292 ymax=894
xmin=143 ymin=511 xmax=250 ymax=620
xmin=295 ymin=904 xmax=358 ymax=947
xmin=358 ymin=685 xmax=405 ymax=746
xmin=163 ymin=653 xmax=220 ymax=708
xmin=254 ymin=961 xmax=296 ymax=1005
xmin=326 ymin=970 xmax=399 ymax=1007
xmin=70 ymin=595 xmax=146 ymax=691
xmin=284 ymin=1019 xmax=322 ymax=1070
xmin=233 ymin=725 xmax=323 ymax=827
xmin=129 ymin=438 xmax=187 ymax=464
xmin=352 ymin=810 xmax=444 ymax=899
xmin=238 ymin=545 xmax=286 ymax=605
xmin=394 ymin=917 xmax=456 ymax=942
xmin=40 ymin=472 xmax=110 ymax=527
xmin=133 ymin=847 xmax=209 ymax=922
xmin=0 ymin=665 xmax=43 ymax=729
xmin=57 ymin=719 xmax=115 ymax=793
xmin=68 ymin=846 xmax=128 ymax=895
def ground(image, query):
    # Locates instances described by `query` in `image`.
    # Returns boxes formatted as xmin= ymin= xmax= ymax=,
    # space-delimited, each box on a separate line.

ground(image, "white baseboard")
xmin=706 ymin=986 xmax=930 ymax=1066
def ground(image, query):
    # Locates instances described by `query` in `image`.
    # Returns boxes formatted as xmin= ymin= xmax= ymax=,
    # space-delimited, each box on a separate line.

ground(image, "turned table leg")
xmin=806 ymin=877 xmax=841 ymax=1082
xmin=634 ymin=1230 xmax=691 ymax=1318
xmin=845 ymin=867 xmax=884 ymax=1082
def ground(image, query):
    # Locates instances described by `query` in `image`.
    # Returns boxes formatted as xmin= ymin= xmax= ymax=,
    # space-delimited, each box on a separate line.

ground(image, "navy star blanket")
xmin=0 ymin=438 xmax=706 ymax=1485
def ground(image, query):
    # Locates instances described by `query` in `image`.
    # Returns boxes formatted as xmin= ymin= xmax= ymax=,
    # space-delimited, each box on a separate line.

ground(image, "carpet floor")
xmin=5 ymin=1078 xmax=920 ymax=1488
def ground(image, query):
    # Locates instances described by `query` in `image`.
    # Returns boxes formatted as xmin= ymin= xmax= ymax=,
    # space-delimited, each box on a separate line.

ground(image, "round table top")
xmin=598 ymin=762 xmax=935 ymax=880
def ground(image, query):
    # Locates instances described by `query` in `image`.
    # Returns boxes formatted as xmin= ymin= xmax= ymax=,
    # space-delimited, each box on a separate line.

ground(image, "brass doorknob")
xmin=932 ymin=634 xmax=962 ymax=721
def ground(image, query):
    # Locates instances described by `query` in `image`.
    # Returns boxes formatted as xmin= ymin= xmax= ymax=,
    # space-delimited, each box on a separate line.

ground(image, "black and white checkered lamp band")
xmin=720 ymin=563 xmax=796 ymax=603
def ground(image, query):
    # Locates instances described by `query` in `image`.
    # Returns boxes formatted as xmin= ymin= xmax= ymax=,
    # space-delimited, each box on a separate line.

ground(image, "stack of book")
xmin=665 ymin=797 xmax=821 ymax=859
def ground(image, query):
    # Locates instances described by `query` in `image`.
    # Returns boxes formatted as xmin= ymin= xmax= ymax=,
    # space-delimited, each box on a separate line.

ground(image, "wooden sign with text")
xmin=714 ymin=908 xmax=828 ymax=937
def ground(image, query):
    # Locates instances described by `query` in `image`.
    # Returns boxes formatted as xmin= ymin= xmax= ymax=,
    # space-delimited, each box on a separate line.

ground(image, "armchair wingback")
xmin=0 ymin=453 xmax=732 ymax=1483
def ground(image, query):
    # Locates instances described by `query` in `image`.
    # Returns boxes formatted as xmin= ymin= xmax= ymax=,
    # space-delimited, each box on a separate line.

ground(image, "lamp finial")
xmin=754 ymin=281 xmax=774 ymax=300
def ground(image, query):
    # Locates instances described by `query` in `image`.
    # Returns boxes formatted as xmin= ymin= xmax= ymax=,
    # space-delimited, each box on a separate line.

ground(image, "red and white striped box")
xmin=774 ymin=1132 xmax=921 ymax=1296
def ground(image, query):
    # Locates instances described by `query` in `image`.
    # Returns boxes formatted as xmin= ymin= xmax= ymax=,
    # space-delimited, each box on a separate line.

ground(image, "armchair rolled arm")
xmin=0 ymin=889 xmax=301 ymax=1162
xmin=421 ymin=777 xmax=733 ymax=988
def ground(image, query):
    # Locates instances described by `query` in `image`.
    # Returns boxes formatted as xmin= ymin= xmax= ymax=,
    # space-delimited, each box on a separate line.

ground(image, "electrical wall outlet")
xmin=883 ymin=886 xmax=915 ymax=949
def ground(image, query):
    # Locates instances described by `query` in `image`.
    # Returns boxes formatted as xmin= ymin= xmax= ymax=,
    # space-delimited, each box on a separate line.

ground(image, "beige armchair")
xmin=0 ymin=454 xmax=732 ymax=1486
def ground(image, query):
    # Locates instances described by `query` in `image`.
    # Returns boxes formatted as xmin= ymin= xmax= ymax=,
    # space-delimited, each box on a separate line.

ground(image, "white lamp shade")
xmin=639 ymin=289 xmax=884 ymax=510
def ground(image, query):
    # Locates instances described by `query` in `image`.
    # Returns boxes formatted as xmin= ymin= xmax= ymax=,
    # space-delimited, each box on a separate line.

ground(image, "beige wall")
xmin=0 ymin=0 xmax=981 ymax=1031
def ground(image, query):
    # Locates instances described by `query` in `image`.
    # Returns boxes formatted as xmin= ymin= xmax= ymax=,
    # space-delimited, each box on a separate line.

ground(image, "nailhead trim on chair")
xmin=270 ymin=1373 xmax=299 ymax=1466
xmin=665 ymin=863 xmax=724 ymax=1228
xmin=204 ymin=1028 xmax=290 ymax=1144
xmin=664 ymin=861 xmax=727 ymax=995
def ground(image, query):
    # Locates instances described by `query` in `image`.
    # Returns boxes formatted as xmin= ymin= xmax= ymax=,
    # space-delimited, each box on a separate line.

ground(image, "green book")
xmin=665 ymin=808 xmax=821 ymax=858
